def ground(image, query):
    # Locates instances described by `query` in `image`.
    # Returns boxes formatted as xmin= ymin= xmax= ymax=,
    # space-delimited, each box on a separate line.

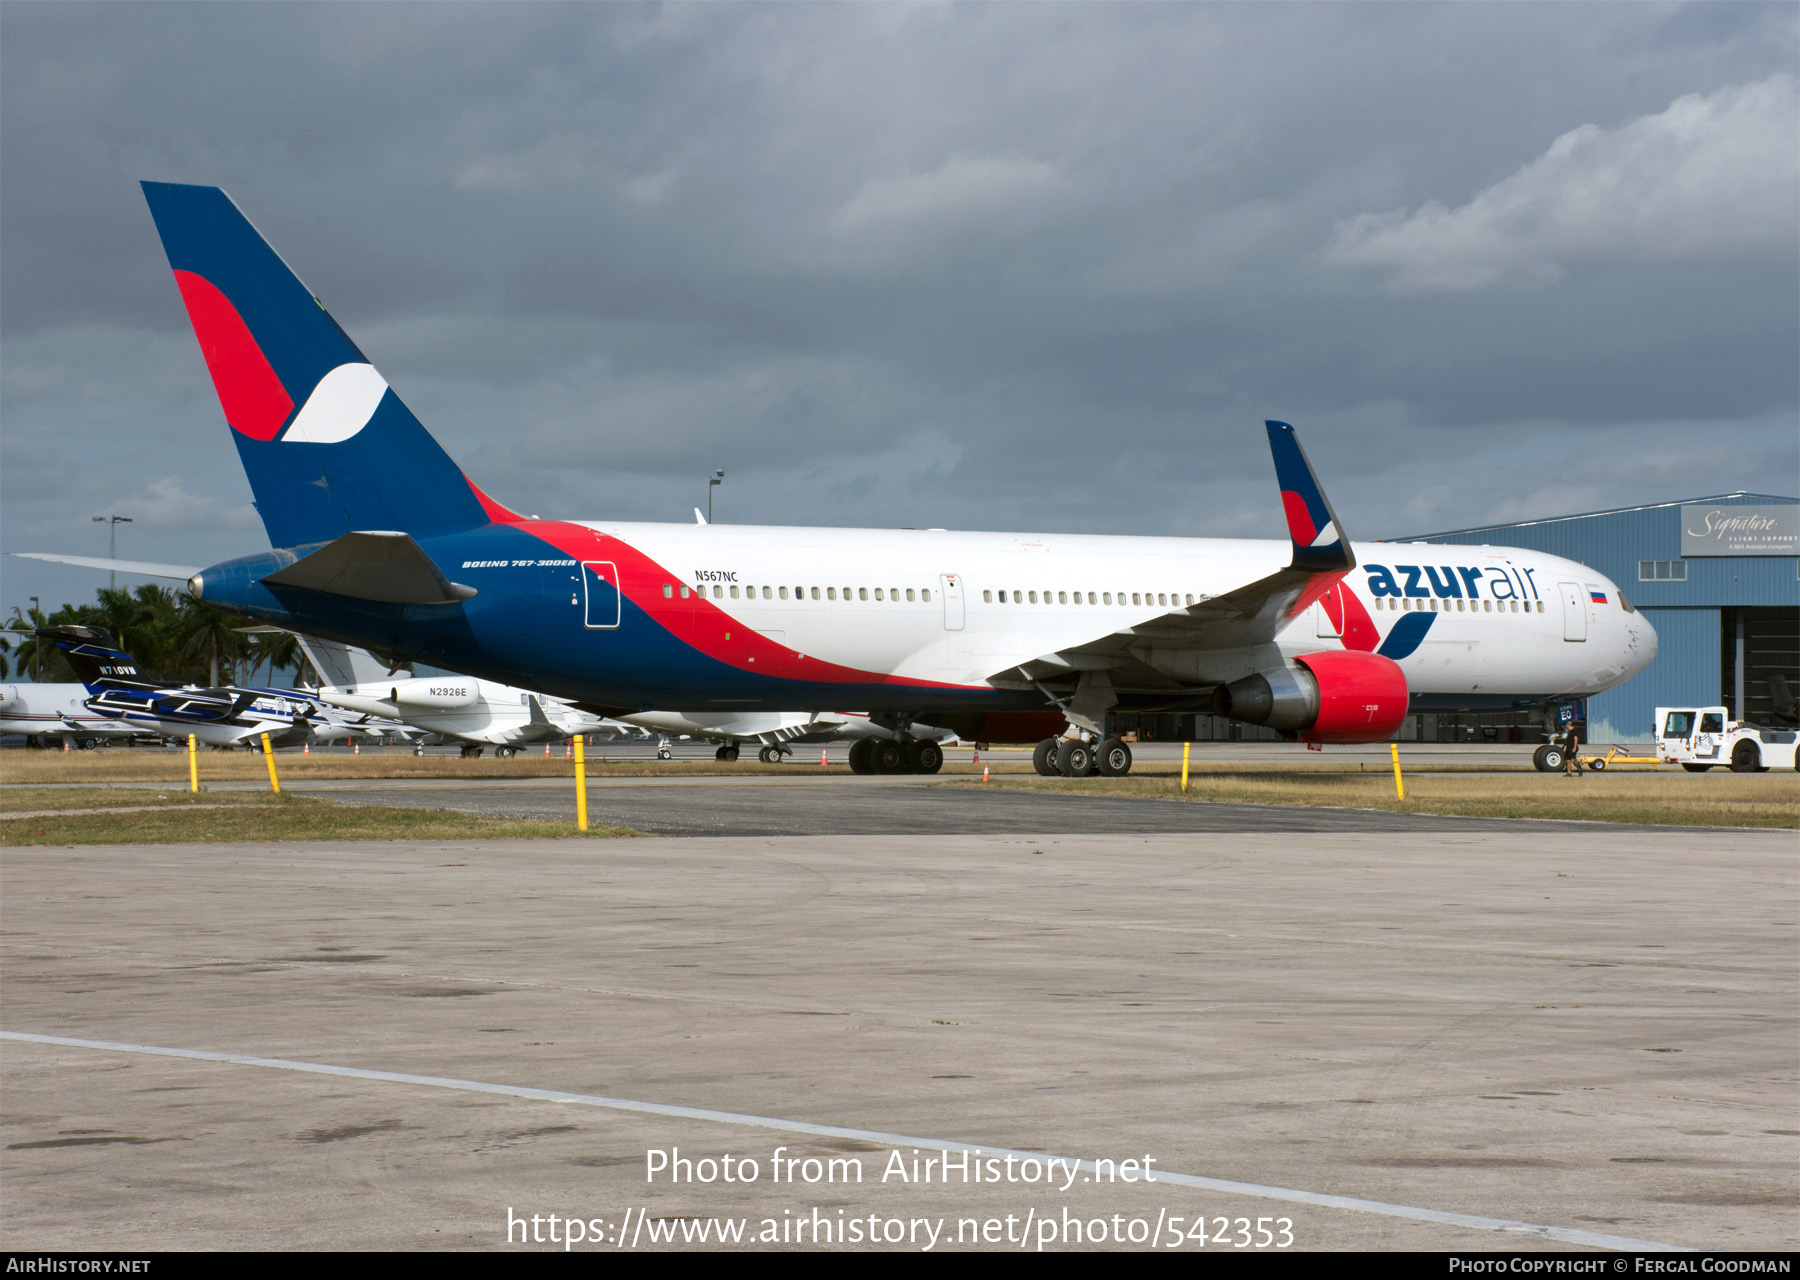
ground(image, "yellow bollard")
xmin=1390 ymin=742 xmax=1405 ymax=800
xmin=574 ymin=735 xmax=588 ymax=832
xmin=261 ymin=733 xmax=280 ymax=794
xmin=1181 ymin=741 xmax=1190 ymax=793
xmin=187 ymin=734 xmax=199 ymax=793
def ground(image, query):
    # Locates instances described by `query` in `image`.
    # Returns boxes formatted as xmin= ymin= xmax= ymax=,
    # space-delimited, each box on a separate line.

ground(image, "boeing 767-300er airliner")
xmin=17 ymin=183 xmax=1657 ymax=777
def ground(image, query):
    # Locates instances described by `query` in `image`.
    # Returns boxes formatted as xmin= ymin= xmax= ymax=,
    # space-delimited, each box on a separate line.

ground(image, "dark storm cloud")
xmin=3 ymin=2 xmax=1795 ymax=619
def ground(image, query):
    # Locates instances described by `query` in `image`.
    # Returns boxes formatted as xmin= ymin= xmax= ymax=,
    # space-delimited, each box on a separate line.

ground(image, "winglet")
xmin=1265 ymin=421 xmax=1354 ymax=573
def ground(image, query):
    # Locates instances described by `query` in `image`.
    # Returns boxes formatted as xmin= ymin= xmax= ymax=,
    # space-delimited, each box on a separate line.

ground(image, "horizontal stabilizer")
xmin=260 ymin=531 xmax=476 ymax=605
xmin=10 ymin=553 xmax=201 ymax=580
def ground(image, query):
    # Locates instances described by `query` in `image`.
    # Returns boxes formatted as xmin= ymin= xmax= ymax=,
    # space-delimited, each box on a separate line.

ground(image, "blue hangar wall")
xmin=1412 ymin=493 xmax=1799 ymax=743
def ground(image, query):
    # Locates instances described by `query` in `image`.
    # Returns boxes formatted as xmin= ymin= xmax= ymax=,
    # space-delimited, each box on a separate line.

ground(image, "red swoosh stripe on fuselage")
xmin=511 ymin=519 xmax=975 ymax=692
xmin=1319 ymin=580 xmax=1381 ymax=652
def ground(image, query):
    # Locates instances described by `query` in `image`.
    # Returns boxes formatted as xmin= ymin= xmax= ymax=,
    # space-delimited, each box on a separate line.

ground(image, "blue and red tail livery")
xmin=1266 ymin=420 xmax=1352 ymax=574
xmin=141 ymin=182 xmax=490 ymax=549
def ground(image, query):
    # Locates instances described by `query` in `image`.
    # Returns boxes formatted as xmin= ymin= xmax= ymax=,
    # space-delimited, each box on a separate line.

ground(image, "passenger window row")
xmin=1370 ymin=597 xmax=1545 ymax=613
xmin=660 ymin=583 xmax=933 ymax=603
xmin=979 ymin=590 xmax=1196 ymax=607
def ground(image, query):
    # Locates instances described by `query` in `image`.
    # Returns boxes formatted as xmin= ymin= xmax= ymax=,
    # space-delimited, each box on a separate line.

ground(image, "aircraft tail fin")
xmin=292 ymin=633 xmax=402 ymax=693
xmin=1266 ymin=421 xmax=1354 ymax=573
xmin=139 ymin=182 xmax=514 ymax=550
xmin=36 ymin=626 xmax=144 ymax=685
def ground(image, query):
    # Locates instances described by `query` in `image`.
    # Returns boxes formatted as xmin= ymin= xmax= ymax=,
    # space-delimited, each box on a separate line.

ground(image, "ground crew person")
xmin=1561 ymin=722 xmax=1583 ymax=777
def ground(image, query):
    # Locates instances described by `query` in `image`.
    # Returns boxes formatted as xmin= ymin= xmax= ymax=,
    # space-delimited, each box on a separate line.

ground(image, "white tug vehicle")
xmin=1656 ymin=706 xmax=1800 ymax=773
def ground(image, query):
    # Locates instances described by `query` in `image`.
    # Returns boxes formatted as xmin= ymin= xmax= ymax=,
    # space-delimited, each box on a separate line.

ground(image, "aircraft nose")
xmin=1630 ymin=611 xmax=1658 ymax=673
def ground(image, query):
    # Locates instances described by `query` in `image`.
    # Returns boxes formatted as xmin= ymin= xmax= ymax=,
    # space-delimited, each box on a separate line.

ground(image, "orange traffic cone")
xmin=303 ymin=741 xmax=310 ymax=755
xmin=820 ymin=748 xmax=828 ymax=767
xmin=565 ymin=742 xmax=572 ymax=759
xmin=972 ymin=749 xmax=980 ymax=764
xmin=544 ymin=742 xmax=551 ymax=757
xmin=63 ymin=738 xmax=70 ymax=753
xmin=981 ymin=764 xmax=990 ymax=782
xmin=353 ymin=740 xmax=360 ymax=755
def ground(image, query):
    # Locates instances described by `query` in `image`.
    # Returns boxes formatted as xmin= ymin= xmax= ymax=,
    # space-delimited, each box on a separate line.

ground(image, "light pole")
xmin=707 ymin=470 xmax=725 ymax=524
xmin=93 ymin=515 xmax=132 ymax=590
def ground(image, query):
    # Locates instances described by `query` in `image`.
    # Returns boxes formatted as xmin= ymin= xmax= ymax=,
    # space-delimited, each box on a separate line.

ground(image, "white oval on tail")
xmin=281 ymin=362 xmax=389 ymax=444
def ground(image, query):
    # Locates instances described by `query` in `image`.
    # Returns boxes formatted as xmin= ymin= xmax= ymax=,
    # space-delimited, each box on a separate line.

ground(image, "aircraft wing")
xmin=10 ymin=553 xmax=201 ymax=580
xmin=985 ymin=422 xmax=1353 ymax=686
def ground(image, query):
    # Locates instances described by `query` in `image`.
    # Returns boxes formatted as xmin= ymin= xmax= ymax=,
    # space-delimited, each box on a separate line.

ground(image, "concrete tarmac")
xmin=281 ymin=777 xmax=1665 ymax=836
xmin=3 ymin=828 xmax=1794 ymax=1251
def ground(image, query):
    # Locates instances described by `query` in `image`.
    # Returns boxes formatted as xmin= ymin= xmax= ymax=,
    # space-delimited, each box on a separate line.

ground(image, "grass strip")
xmin=948 ymin=771 xmax=1799 ymax=829
xmin=0 ymin=790 xmax=639 ymax=845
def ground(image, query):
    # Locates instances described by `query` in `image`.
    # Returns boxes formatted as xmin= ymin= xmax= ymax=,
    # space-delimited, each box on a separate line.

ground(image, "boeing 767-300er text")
xmin=18 ymin=183 xmax=1657 ymax=777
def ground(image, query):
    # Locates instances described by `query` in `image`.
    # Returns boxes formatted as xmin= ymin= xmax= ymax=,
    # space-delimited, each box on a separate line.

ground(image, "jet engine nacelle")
xmin=387 ymin=680 xmax=480 ymax=712
xmin=1211 ymin=650 xmax=1408 ymax=744
xmin=0 ymin=685 xmax=17 ymax=713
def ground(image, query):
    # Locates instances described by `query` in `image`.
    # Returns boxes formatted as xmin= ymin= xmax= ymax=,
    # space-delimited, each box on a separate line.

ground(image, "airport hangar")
xmin=1109 ymin=491 xmax=1799 ymax=748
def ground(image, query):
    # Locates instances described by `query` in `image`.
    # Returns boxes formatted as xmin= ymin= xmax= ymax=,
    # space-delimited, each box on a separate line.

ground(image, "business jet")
xmin=0 ymin=682 xmax=143 ymax=749
xmin=15 ymin=625 xmax=399 ymax=750
xmin=618 ymin=709 xmax=957 ymax=766
xmin=16 ymin=183 xmax=1657 ymax=776
xmin=290 ymin=633 xmax=622 ymax=757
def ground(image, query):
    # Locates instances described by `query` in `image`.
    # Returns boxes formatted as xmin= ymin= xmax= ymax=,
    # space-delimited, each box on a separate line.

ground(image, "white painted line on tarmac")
xmin=3 ymin=1029 xmax=1689 ymax=1252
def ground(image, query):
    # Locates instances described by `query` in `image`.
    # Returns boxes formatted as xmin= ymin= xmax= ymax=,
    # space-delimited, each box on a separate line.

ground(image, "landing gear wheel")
xmin=848 ymin=739 xmax=875 ymax=774
xmin=869 ymin=739 xmax=905 ymax=774
xmin=1730 ymin=740 xmax=1763 ymax=773
xmin=1680 ymin=763 xmax=1712 ymax=772
xmin=1057 ymin=739 xmax=1095 ymax=777
xmin=715 ymin=745 xmax=731 ymax=761
xmin=1032 ymin=736 xmax=1060 ymax=777
xmin=1539 ymin=744 xmax=1565 ymax=772
xmin=758 ymin=745 xmax=780 ymax=764
xmin=906 ymin=740 xmax=944 ymax=775
xmin=1097 ymin=737 xmax=1133 ymax=777
xmin=657 ymin=747 xmax=674 ymax=760
xmin=1530 ymin=745 xmax=1550 ymax=772
xmin=720 ymin=745 xmax=738 ymax=762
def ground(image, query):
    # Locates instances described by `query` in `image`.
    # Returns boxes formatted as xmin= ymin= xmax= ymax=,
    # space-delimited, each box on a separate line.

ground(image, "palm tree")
xmin=175 ymin=600 xmax=246 ymax=688
xmin=248 ymin=630 xmax=299 ymax=688
xmin=5 ymin=602 xmax=62 ymax=681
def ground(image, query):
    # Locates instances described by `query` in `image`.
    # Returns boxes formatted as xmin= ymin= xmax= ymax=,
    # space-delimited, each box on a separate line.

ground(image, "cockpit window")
xmin=1617 ymin=591 xmax=1636 ymax=614
xmin=1663 ymin=711 xmax=1693 ymax=737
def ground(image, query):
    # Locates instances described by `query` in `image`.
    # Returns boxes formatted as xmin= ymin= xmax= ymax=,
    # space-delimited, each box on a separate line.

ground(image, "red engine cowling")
xmin=1293 ymin=650 xmax=1408 ymax=743
xmin=1211 ymin=650 xmax=1408 ymax=744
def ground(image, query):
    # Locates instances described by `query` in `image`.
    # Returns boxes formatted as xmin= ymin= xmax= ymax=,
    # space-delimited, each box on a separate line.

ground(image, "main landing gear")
xmin=846 ymin=737 xmax=944 ymax=775
xmin=458 ymin=743 xmax=485 ymax=758
xmin=756 ymin=745 xmax=791 ymax=764
xmin=1033 ymin=735 xmax=1133 ymax=777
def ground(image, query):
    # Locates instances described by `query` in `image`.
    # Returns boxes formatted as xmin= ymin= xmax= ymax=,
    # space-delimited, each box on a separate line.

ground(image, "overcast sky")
xmin=3 ymin=1 xmax=1796 ymax=625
